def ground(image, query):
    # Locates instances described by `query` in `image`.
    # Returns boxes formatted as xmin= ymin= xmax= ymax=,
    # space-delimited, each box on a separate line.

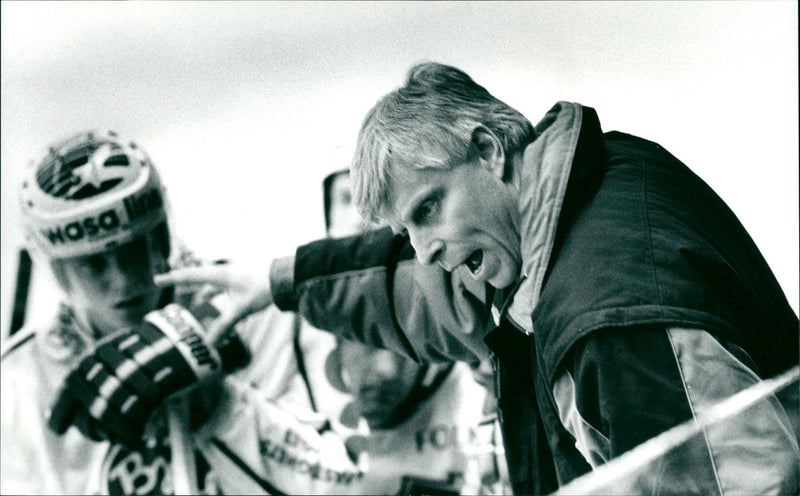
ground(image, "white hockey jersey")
xmin=0 ymin=296 xmax=343 ymax=495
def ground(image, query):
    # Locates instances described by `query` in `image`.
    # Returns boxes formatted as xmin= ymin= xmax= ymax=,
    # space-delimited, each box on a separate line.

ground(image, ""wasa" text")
xmin=41 ymin=189 xmax=162 ymax=244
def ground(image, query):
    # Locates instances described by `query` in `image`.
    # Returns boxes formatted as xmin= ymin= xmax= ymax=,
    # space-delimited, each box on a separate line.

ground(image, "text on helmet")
xmin=40 ymin=189 xmax=164 ymax=245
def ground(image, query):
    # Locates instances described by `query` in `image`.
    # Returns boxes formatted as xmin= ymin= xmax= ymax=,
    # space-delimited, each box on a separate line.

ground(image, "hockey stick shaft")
xmin=167 ymin=396 xmax=199 ymax=495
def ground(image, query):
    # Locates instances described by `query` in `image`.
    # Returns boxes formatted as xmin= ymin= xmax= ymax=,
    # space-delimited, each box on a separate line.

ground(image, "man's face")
xmin=388 ymin=161 xmax=522 ymax=289
xmin=328 ymin=173 xmax=366 ymax=238
xmin=339 ymin=340 xmax=421 ymax=429
xmin=59 ymin=235 xmax=164 ymax=335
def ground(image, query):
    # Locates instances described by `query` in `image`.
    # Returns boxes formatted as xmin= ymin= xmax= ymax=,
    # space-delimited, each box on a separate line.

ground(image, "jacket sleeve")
xmin=270 ymin=227 xmax=495 ymax=365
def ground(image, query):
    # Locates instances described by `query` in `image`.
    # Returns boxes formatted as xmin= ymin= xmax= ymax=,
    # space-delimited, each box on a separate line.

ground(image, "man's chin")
xmin=489 ymin=271 xmax=517 ymax=290
xmin=106 ymin=307 xmax=150 ymax=330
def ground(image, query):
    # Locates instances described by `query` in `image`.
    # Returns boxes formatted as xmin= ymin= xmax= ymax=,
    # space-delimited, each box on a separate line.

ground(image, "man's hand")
xmin=47 ymin=304 xmax=248 ymax=448
xmin=155 ymin=263 xmax=275 ymax=344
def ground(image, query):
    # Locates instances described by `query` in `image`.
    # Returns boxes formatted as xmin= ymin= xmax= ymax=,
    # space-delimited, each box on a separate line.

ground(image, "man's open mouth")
xmin=465 ymin=250 xmax=483 ymax=274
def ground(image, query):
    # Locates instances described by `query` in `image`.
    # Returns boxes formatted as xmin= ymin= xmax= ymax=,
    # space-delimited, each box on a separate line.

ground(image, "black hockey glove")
xmin=47 ymin=303 xmax=248 ymax=448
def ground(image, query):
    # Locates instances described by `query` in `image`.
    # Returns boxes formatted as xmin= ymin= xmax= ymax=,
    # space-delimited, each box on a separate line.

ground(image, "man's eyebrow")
xmin=412 ymin=188 xmax=445 ymax=222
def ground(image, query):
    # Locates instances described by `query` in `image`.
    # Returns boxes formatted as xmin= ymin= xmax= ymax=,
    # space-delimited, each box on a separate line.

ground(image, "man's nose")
xmin=408 ymin=228 xmax=444 ymax=266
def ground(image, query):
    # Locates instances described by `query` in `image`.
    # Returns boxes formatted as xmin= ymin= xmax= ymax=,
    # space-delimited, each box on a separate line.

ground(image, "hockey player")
xmin=0 ymin=131 xmax=360 ymax=495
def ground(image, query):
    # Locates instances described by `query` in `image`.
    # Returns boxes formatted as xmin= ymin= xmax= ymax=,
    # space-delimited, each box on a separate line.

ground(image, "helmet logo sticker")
xmin=39 ymin=142 xmax=130 ymax=200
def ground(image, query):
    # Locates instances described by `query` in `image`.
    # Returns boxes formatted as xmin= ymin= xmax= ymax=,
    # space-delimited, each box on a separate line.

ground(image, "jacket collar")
xmin=503 ymin=102 xmax=600 ymax=334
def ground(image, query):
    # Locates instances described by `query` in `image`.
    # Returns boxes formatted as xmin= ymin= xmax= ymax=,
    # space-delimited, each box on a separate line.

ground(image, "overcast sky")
xmin=2 ymin=1 xmax=797 ymax=336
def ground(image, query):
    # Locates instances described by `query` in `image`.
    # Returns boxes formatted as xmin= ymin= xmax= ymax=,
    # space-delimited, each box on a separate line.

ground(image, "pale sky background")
xmin=2 ymin=1 xmax=798 ymax=338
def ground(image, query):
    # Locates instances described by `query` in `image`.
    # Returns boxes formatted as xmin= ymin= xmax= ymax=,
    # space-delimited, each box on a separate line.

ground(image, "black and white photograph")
xmin=1 ymin=2 xmax=797 ymax=495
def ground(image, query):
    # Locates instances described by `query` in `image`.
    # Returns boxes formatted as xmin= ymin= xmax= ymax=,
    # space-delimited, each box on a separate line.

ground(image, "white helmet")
xmin=20 ymin=130 xmax=169 ymax=259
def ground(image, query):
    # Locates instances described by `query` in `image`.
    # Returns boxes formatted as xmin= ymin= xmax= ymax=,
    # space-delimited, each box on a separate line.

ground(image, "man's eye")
xmin=413 ymin=199 xmax=438 ymax=224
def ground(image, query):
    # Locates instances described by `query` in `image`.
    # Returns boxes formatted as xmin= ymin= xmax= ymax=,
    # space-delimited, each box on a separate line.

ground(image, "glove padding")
xmin=48 ymin=303 xmax=248 ymax=447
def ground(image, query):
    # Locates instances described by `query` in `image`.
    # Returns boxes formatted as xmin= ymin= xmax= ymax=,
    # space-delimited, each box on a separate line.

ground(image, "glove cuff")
xmin=145 ymin=304 xmax=222 ymax=381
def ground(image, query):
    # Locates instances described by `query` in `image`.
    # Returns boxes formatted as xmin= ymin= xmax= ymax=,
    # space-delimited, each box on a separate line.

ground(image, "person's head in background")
xmin=323 ymin=168 xmax=368 ymax=238
xmin=19 ymin=130 xmax=172 ymax=338
xmin=323 ymin=167 xmax=446 ymax=429
xmin=339 ymin=339 xmax=441 ymax=429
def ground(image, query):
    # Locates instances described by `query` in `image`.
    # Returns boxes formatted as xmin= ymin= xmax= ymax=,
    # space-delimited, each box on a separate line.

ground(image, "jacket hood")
xmin=505 ymin=102 xmax=604 ymax=334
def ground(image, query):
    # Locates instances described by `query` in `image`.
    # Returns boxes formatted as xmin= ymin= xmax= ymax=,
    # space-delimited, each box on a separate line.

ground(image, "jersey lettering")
xmin=414 ymin=424 xmax=479 ymax=452
xmin=104 ymin=438 xmax=220 ymax=495
xmin=259 ymin=438 xmax=364 ymax=484
xmin=284 ymin=428 xmax=315 ymax=453
xmin=107 ymin=449 xmax=172 ymax=495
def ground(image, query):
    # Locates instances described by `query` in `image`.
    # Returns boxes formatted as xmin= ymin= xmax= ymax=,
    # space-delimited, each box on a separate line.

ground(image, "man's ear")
xmin=471 ymin=126 xmax=505 ymax=179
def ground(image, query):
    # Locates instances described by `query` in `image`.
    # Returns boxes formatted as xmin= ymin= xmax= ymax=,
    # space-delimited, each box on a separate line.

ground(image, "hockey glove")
xmin=47 ymin=303 xmax=248 ymax=448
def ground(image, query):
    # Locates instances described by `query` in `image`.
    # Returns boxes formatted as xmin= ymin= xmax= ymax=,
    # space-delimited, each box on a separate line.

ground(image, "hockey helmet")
xmin=19 ymin=130 xmax=169 ymax=259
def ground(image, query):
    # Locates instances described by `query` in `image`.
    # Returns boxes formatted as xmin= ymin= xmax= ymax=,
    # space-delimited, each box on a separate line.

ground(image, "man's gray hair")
xmin=351 ymin=62 xmax=535 ymax=223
